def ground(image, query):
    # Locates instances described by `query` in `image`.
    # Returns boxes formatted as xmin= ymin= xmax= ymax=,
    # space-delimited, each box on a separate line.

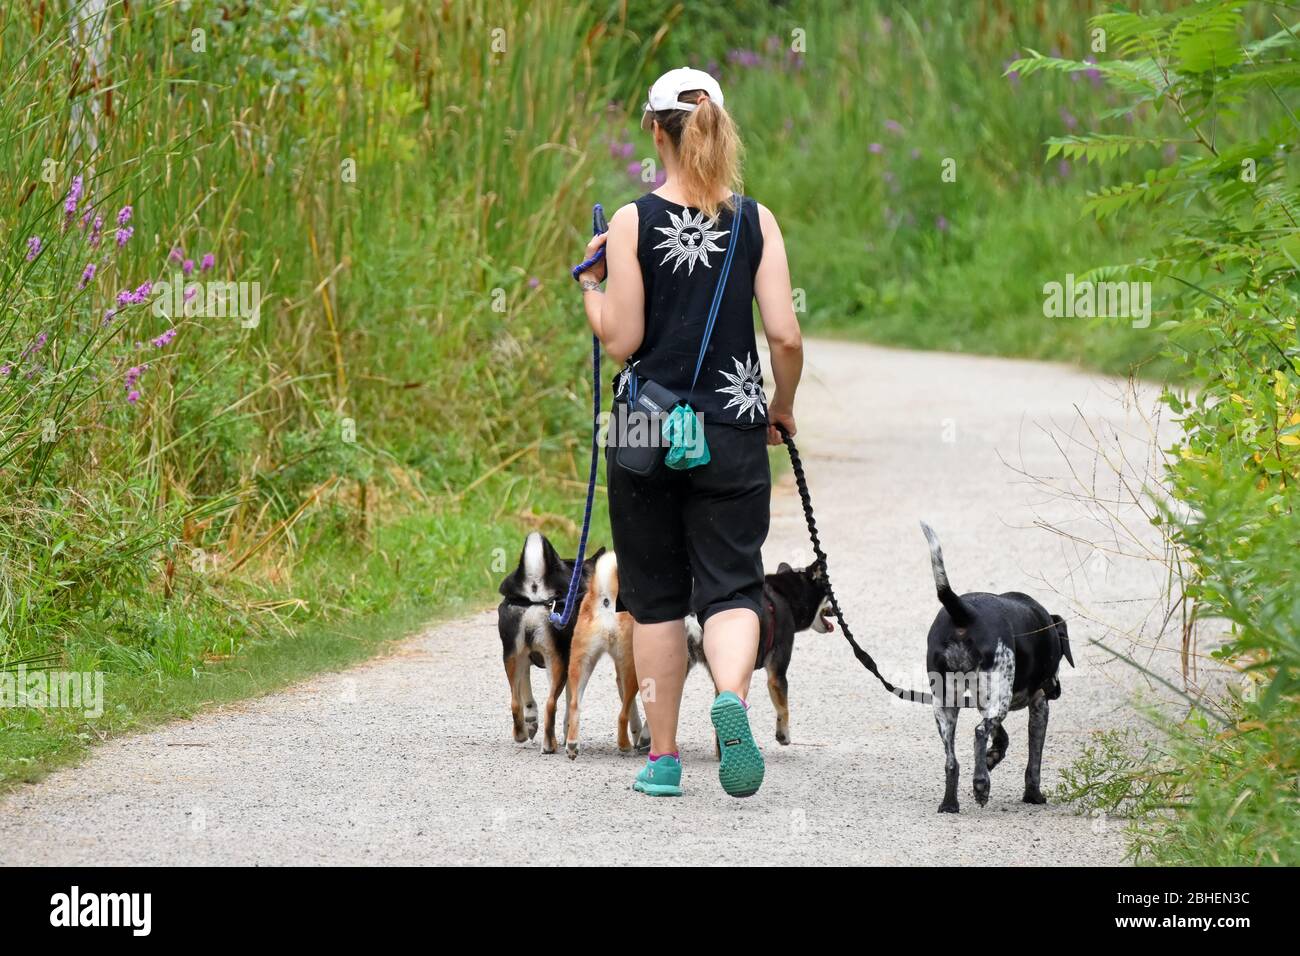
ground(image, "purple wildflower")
xmin=64 ymin=175 xmax=84 ymax=218
xmin=117 ymin=205 xmax=133 ymax=226
xmin=22 ymin=332 xmax=48 ymax=359
xmin=883 ymin=119 xmax=904 ymax=135
xmin=527 ymin=277 xmax=539 ymax=290
xmin=1059 ymin=108 xmax=1078 ymax=131
xmin=184 ymin=284 xmax=198 ymax=302
xmin=89 ymin=216 xmax=104 ymax=249
xmin=0 ymin=364 xmax=9 ymax=377
xmin=200 ymin=253 xmax=215 ymax=271
xmin=625 ymin=160 xmax=642 ymax=182
xmin=936 ymin=215 xmax=950 ymax=232
xmin=1057 ymin=159 xmax=1072 ymax=179
xmin=127 ymin=390 xmax=140 ymax=404
xmin=103 ymin=309 xmax=117 ymax=326
xmin=151 ymin=328 xmax=178 ymax=348
xmin=868 ymin=143 xmax=884 ymax=155
xmin=182 ymin=258 xmax=195 ymax=276
xmin=26 ymin=236 xmax=42 ymax=261
xmin=1003 ymin=58 xmax=1021 ymax=89
xmin=117 ymin=289 xmax=133 ymax=307
xmin=134 ymin=281 xmax=153 ymax=302
xmin=169 ymin=247 xmax=184 ymax=263
xmin=80 ymin=263 xmax=96 ymax=288
xmin=115 ymin=226 xmax=134 ymax=247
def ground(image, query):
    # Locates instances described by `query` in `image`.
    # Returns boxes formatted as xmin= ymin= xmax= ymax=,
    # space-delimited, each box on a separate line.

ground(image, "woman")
xmin=576 ymin=67 xmax=804 ymax=798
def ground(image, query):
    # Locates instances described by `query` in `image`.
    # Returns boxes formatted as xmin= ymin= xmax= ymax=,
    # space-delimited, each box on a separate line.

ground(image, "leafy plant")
xmin=1014 ymin=0 xmax=1300 ymax=865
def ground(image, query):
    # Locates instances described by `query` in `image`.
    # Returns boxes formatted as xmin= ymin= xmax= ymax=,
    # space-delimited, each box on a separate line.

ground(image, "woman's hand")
xmin=578 ymin=232 xmax=609 ymax=284
xmin=767 ymin=401 xmax=796 ymax=446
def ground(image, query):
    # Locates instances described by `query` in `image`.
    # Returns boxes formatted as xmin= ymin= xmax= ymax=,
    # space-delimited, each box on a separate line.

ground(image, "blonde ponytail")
xmin=653 ymin=92 xmax=743 ymax=221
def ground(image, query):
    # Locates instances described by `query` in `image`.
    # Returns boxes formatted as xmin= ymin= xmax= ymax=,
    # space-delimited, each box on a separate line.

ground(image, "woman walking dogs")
xmin=576 ymin=68 xmax=804 ymax=797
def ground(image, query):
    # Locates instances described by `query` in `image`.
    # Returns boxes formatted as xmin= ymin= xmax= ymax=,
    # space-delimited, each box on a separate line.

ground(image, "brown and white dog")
xmin=563 ymin=550 xmax=650 ymax=759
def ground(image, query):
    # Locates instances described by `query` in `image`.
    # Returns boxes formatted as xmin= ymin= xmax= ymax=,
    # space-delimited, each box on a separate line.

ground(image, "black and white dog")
xmin=687 ymin=562 xmax=834 ymax=746
xmin=920 ymin=522 xmax=1074 ymax=813
xmin=496 ymin=532 xmax=598 ymax=754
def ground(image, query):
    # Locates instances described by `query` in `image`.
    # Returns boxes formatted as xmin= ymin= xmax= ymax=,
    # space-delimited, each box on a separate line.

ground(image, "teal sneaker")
xmin=711 ymin=692 xmax=764 ymax=798
xmin=632 ymin=755 xmax=683 ymax=797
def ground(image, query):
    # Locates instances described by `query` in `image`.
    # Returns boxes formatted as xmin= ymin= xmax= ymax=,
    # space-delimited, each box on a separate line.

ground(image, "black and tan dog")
xmin=919 ymin=522 xmax=1074 ymax=813
xmin=563 ymin=549 xmax=650 ymax=759
xmin=687 ymin=562 xmax=833 ymax=746
xmin=496 ymin=532 xmax=595 ymax=754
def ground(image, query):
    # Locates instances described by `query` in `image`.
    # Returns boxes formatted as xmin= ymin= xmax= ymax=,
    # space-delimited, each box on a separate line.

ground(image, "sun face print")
xmin=716 ymin=352 xmax=766 ymax=422
xmin=652 ymin=208 xmax=730 ymax=275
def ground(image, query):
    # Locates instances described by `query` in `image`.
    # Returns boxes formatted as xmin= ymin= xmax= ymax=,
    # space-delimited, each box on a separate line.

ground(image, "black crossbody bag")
xmin=614 ymin=196 xmax=745 ymax=477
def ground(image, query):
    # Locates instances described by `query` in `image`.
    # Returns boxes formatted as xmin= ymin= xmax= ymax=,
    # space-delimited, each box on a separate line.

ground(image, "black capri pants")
xmin=607 ymin=421 xmax=771 ymax=626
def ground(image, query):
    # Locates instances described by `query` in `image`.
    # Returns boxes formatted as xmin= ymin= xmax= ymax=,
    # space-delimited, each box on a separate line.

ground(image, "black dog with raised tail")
xmin=920 ymin=522 xmax=1074 ymax=813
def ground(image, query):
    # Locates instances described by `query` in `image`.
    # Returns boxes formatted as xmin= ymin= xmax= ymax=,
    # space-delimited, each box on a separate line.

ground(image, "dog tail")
xmin=919 ymin=521 xmax=972 ymax=627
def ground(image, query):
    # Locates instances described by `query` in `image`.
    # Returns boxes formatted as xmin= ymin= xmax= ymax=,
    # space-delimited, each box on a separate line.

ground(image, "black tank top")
xmin=613 ymin=191 xmax=766 ymax=429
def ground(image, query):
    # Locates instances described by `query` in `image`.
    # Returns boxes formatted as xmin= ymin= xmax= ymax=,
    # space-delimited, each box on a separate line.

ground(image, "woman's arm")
xmin=752 ymin=202 xmax=803 ymax=444
xmin=578 ymin=203 xmax=643 ymax=364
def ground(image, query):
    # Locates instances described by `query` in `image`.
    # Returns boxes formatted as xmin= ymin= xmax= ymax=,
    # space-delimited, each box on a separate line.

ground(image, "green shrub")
xmin=1017 ymin=0 xmax=1300 ymax=865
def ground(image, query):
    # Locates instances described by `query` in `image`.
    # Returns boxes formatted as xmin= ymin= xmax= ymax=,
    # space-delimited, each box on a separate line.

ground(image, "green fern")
xmin=1022 ymin=0 xmax=1300 ymax=867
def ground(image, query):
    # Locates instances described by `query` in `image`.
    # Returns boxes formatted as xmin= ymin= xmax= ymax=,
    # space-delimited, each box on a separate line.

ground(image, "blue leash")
xmin=549 ymin=204 xmax=608 ymax=628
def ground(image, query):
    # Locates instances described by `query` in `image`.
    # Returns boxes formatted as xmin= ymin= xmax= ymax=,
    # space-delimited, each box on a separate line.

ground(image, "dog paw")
xmin=541 ymin=740 xmax=557 ymax=755
xmin=973 ymin=776 xmax=990 ymax=807
xmin=938 ymin=801 xmax=960 ymax=814
xmin=775 ymin=731 xmax=790 ymax=745
xmin=1022 ymin=788 xmax=1047 ymax=805
xmin=566 ymin=742 xmax=579 ymax=760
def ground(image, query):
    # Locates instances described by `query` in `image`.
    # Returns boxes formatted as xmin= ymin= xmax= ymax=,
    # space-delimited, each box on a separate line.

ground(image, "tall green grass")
xmin=598 ymin=0 xmax=1183 ymax=372
xmin=0 ymin=0 xmax=643 ymax=784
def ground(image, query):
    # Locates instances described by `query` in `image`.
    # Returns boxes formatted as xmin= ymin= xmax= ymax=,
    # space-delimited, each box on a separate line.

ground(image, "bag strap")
xmin=689 ymin=195 xmax=745 ymax=396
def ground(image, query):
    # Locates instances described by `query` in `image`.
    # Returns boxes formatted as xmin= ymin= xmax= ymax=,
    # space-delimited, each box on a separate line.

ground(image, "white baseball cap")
xmin=640 ymin=67 xmax=725 ymax=130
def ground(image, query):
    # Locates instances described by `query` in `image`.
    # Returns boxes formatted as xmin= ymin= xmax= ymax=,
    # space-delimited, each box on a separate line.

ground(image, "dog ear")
xmin=583 ymin=546 xmax=607 ymax=570
xmin=537 ymin=534 xmax=564 ymax=573
xmin=1051 ymin=614 xmax=1075 ymax=667
xmin=499 ymin=536 xmax=531 ymax=596
xmin=777 ymin=562 xmax=793 ymax=574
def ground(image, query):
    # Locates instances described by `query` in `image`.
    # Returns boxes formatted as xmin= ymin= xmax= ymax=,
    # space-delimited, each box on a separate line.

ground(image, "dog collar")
xmin=502 ymin=595 xmax=559 ymax=611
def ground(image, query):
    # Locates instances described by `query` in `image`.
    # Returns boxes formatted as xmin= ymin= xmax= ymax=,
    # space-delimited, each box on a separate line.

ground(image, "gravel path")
xmin=0 ymin=340 xmax=1178 ymax=866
